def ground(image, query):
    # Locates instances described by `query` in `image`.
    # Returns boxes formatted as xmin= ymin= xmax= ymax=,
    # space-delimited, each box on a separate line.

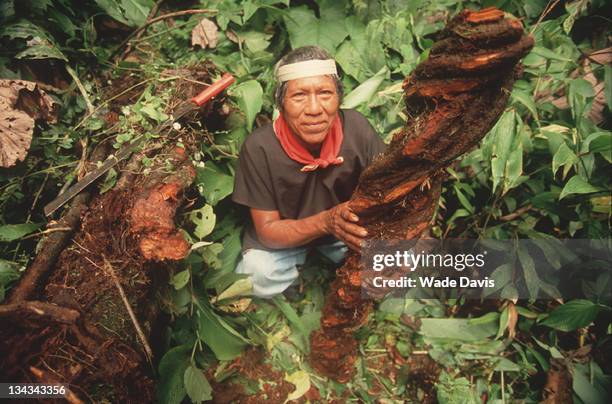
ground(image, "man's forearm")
xmin=257 ymin=211 xmax=329 ymax=249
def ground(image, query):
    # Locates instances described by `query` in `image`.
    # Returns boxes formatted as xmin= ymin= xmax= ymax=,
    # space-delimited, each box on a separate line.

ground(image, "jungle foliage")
xmin=0 ymin=0 xmax=611 ymax=402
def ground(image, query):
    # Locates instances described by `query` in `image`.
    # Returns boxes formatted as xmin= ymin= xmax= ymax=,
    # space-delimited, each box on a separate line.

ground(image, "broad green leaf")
xmin=171 ymin=270 xmax=190 ymax=290
xmin=552 ymin=142 xmax=577 ymax=177
xmin=335 ymin=16 xmax=386 ymax=82
xmin=190 ymin=204 xmax=216 ymax=239
xmin=572 ymin=362 xmax=608 ymax=404
xmin=517 ymin=243 xmax=539 ymax=299
xmin=95 ymin=0 xmax=153 ymax=27
xmin=213 ymin=278 xmax=252 ymax=302
xmin=15 ymin=43 xmax=67 ymax=61
xmin=273 ymin=296 xmax=310 ymax=351
xmin=157 ymin=345 xmax=190 ymax=404
xmin=231 ymin=80 xmax=263 ymax=132
xmin=285 ymin=370 xmax=311 ymax=402
xmin=540 ymin=300 xmax=600 ymax=331
xmin=341 ymin=66 xmax=388 ymax=109
xmin=0 ymin=259 xmax=20 ymax=302
xmin=201 ymin=242 xmax=224 ymax=270
xmin=559 ymin=175 xmax=600 ymax=200
xmin=503 ymin=145 xmax=524 ymax=193
xmin=197 ymin=302 xmax=247 ymax=360
xmin=196 ymin=163 xmax=234 ymax=206
xmin=283 ymin=2 xmax=348 ymax=52
xmin=511 ymin=89 xmax=538 ymax=120
xmin=531 ymin=46 xmax=572 ymax=62
xmin=184 ymin=365 xmax=212 ymax=403
xmin=419 ymin=318 xmax=497 ymax=341
xmin=585 ymin=131 xmax=612 ymax=153
xmin=0 ymin=223 xmax=40 ymax=242
xmin=468 ymin=312 xmax=500 ymax=325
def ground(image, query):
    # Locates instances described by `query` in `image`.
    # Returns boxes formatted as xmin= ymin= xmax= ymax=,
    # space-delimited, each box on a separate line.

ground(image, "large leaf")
xmin=540 ymin=300 xmax=601 ymax=331
xmin=0 ymin=222 xmax=40 ymax=242
xmin=157 ymin=345 xmax=190 ymax=404
xmin=419 ymin=318 xmax=497 ymax=341
xmin=95 ymin=0 xmax=153 ymax=27
xmin=184 ymin=365 xmax=212 ymax=403
xmin=552 ymin=142 xmax=577 ymax=178
xmin=231 ymin=80 xmax=263 ymax=132
xmin=341 ymin=66 xmax=388 ymax=109
xmin=0 ymin=259 xmax=20 ymax=302
xmin=190 ymin=204 xmax=216 ymax=240
xmin=335 ymin=16 xmax=386 ymax=82
xmin=284 ymin=1 xmax=348 ymax=52
xmin=196 ymin=163 xmax=234 ymax=206
xmin=559 ymin=175 xmax=600 ymax=200
xmin=197 ymin=302 xmax=247 ymax=360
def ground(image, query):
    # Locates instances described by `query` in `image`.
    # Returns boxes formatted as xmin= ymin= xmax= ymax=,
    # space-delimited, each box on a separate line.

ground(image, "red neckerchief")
xmin=273 ymin=113 xmax=344 ymax=172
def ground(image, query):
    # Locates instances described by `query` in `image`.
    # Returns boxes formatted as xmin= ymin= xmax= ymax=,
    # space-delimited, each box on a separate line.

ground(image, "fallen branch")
xmin=0 ymin=301 xmax=79 ymax=324
xmin=499 ymin=204 xmax=532 ymax=222
xmin=6 ymin=144 xmax=109 ymax=304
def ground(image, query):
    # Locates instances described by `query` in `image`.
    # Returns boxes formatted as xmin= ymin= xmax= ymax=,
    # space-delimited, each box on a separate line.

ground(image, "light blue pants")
xmin=235 ymin=241 xmax=348 ymax=298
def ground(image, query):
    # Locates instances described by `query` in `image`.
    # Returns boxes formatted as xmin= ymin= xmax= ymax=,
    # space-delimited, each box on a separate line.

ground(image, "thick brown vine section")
xmin=309 ymin=8 xmax=534 ymax=382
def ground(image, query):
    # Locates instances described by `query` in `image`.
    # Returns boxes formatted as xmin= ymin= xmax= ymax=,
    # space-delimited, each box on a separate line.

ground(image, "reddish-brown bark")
xmin=309 ymin=8 xmax=534 ymax=382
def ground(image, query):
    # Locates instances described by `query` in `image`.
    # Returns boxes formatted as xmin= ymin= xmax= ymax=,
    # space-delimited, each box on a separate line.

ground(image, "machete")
xmin=44 ymin=72 xmax=235 ymax=217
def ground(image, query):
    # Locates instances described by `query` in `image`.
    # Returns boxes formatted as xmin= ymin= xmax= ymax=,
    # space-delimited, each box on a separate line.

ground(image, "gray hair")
xmin=274 ymin=45 xmax=343 ymax=111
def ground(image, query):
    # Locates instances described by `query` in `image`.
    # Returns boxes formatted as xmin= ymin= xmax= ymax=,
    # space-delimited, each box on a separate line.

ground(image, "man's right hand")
xmin=324 ymin=202 xmax=368 ymax=251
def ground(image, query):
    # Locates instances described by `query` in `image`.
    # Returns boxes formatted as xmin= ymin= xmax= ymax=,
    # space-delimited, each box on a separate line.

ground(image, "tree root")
xmin=309 ymin=7 xmax=534 ymax=383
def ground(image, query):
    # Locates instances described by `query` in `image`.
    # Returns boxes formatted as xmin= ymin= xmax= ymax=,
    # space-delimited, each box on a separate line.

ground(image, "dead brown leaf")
xmin=587 ymin=47 xmax=612 ymax=65
xmin=191 ymin=18 xmax=218 ymax=49
xmin=0 ymin=79 xmax=58 ymax=167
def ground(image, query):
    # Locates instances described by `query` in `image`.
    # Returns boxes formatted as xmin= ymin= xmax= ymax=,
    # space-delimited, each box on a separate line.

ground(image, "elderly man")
xmin=232 ymin=45 xmax=386 ymax=298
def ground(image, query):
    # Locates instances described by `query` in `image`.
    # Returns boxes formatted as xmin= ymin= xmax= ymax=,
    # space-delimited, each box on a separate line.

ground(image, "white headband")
xmin=275 ymin=59 xmax=338 ymax=82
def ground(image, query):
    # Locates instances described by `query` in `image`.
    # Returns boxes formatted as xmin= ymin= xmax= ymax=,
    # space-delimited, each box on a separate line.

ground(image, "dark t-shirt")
xmin=232 ymin=109 xmax=386 ymax=251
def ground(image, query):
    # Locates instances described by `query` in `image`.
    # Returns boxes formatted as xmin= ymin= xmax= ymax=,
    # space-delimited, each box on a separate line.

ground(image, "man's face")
xmin=282 ymin=75 xmax=340 ymax=151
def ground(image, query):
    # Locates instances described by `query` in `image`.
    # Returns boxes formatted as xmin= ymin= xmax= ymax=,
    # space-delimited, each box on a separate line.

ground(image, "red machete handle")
xmin=191 ymin=72 xmax=236 ymax=106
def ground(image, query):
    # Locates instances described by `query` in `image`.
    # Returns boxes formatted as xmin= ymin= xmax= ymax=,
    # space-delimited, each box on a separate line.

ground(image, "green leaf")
xmin=559 ymin=175 xmax=600 ymax=200
xmin=157 ymin=345 xmax=190 ymax=404
xmin=0 ymin=223 xmax=41 ymax=242
xmin=540 ymin=300 xmax=600 ymax=331
xmin=585 ymin=131 xmax=612 ymax=153
xmin=15 ymin=43 xmax=67 ymax=61
xmin=184 ymin=365 xmax=212 ymax=403
xmin=214 ymin=278 xmax=252 ymax=302
xmin=196 ymin=163 xmax=234 ymax=206
xmin=95 ymin=0 xmax=153 ymax=27
xmin=552 ymin=142 xmax=577 ymax=177
xmin=284 ymin=2 xmax=348 ymax=52
xmin=335 ymin=16 xmax=386 ymax=82
xmin=341 ymin=66 xmax=388 ymax=109
xmin=419 ymin=318 xmax=497 ymax=341
xmin=171 ymin=270 xmax=190 ymax=290
xmin=531 ymin=46 xmax=572 ymax=62
xmin=190 ymin=204 xmax=216 ymax=239
xmin=273 ymin=296 xmax=309 ymax=351
xmin=0 ymin=259 xmax=20 ymax=302
xmin=517 ymin=243 xmax=539 ymax=299
xmin=231 ymin=80 xmax=263 ymax=132
xmin=201 ymin=242 xmax=224 ymax=270
xmin=511 ymin=89 xmax=538 ymax=120
xmin=197 ymin=302 xmax=247 ymax=360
